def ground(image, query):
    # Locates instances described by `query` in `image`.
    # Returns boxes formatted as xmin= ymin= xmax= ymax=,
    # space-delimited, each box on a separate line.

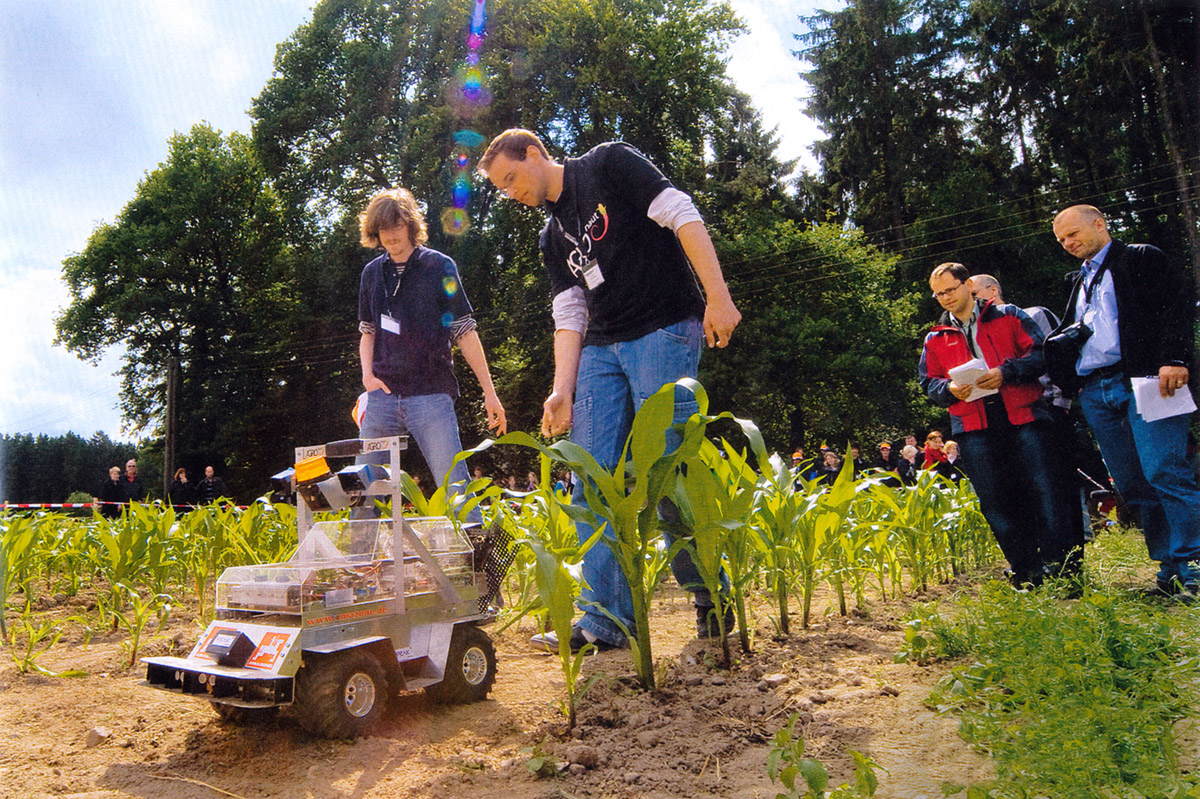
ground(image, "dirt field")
xmin=0 ymin=584 xmax=994 ymax=799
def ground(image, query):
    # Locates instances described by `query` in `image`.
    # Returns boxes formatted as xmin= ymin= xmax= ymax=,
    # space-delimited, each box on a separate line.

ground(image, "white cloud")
xmin=726 ymin=0 xmax=829 ymax=174
xmin=1 ymin=0 xmax=313 ymax=441
xmin=0 ymin=265 xmax=127 ymax=440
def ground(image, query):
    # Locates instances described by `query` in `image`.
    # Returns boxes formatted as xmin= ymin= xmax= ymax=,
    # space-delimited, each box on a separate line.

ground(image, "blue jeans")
xmin=1077 ymin=372 xmax=1200 ymax=584
xmin=957 ymin=419 xmax=1080 ymax=583
xmin=571 ymin=318 xmax=715 ymax=646
xmin=357 ymin=391 xmax=480 ymax=525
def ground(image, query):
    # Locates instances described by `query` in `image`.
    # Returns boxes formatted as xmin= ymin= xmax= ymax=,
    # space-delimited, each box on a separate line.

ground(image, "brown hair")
xmin=930 ymin=262 xmax=969 ymax=283
xmin=926 ymin=430 xmax=943 ymax=442
xmin=174 ymin=467 xmax=187 ymax=480
xmin=478 ymin=128 xmax=551 ymax=173
xmin=358 ymin=188 xmax=428 ymax=249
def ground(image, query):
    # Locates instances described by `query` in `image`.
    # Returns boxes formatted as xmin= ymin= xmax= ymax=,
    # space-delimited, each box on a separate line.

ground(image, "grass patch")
xmin=896 ymin=527 xmax=1200 ymax=798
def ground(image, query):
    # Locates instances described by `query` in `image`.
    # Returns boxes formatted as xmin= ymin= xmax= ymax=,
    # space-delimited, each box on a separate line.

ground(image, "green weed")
xmin=917 ymin=576 xmax=1200 ymax=798
xmin=767 ymin=712 xmax=882 ymax=798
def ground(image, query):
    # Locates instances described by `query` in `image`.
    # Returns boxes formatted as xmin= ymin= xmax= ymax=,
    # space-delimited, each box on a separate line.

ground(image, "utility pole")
xmin=163 ymin=356 xmax=178 ymax=500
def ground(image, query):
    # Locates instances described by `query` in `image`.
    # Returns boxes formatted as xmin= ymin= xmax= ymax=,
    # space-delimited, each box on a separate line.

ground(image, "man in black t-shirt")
xmin=480 ymin=129 xmax=742 ymax=652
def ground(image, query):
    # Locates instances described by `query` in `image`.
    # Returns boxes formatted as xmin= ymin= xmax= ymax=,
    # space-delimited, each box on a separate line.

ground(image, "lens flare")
xmin=454 ymin=130 xmax=485 ymax=148
xmin=441 ymin=1 xmax=489 ymax=237
xmin=440 ymin=207 xmax=470 ymax=236
xmin=443 ymin=276 xmax=459 ymax=296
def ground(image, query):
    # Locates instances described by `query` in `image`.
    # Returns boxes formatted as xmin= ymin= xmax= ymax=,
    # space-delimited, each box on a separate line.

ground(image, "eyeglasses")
xmin=932 ymin=283 xmax=963 ymax=300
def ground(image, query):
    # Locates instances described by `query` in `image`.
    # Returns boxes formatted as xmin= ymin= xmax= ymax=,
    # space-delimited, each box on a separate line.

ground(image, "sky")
xmin=0 ymin=0 xmax=830 ymax=444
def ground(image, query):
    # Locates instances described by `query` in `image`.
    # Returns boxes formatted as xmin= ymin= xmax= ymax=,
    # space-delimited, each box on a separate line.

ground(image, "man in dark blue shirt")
xmin=356 ymin=189 xmax=506 ymax=520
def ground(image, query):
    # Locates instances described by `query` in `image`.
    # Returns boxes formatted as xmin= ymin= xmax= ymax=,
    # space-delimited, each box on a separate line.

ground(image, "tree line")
xmin=2 ymin=433 xmax=137 ymax=506
xmin=48 ymin=0 xmax=1197 ymax=503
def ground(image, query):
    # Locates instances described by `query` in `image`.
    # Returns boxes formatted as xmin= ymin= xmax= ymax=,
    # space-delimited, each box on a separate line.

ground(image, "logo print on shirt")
xmin=566 ymin=204 xmax=609 ymax=277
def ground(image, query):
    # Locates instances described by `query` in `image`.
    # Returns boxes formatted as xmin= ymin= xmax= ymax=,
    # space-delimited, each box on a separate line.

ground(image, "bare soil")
xmin=0 ymin=584 xmax=994 ymax=799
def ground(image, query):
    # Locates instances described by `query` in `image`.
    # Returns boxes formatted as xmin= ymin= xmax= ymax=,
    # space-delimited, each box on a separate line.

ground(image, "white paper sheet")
xmin=1131 ymin=377 xmax=1197 ymax=422
xmin=948 ymin=358 xmax=1000 ymax=401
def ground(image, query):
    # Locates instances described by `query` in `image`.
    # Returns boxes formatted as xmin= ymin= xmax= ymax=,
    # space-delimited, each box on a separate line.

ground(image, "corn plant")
xmin=225 ymin=501 xmax=297 ymax=566
xmin=402 ymin=464 xmax=496 ymax=526
xmin=177 ymin=505 xmax=236 ymax=621
xmin=752 ymin=454 xmax=807 ymax=637
xmin=0 ymin=513 xmax=41 ymax=636
xmin=491 ymin=464 xmax=581 ymax=630
xmin=108 ymin=583 xmax=173 ymax=669
xmin=834 ymin=479 xmax=896 ymax=614
xmin=88 ymin=502 xmax=162 ymax=617
xmin=671 ymin=435 xmax=763 ymax=665
xmin=791 ymin=459 xmax=856 ymax=628
xmin=41 ymin=518 xmax=91 ymax=598
xmin=477 ymin=379 xmax=721 ymax=689
xmin=6 ymin=617 xmax=86 ymax=677
xmin=522 ymin=532 xmax=601 ymax=730
xmin=865 ymin=472 xmax=934 ymax=593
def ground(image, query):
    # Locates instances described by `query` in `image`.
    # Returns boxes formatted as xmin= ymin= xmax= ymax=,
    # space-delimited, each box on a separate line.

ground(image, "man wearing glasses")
xmin=478 ymin=128 xmax=741 ymax=652
xmin=919 ymin=262 xmax=1082 ymax=588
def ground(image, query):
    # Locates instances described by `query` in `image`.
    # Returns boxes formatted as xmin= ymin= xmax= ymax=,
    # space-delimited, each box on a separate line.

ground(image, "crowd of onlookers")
xmin=791 ymin=430 xmax=965 ymax=488
xmin=94 ymin=460 xmax=232 ymax=517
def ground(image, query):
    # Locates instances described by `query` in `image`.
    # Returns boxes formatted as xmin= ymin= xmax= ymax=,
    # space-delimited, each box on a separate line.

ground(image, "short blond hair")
xmin=478 ymin=128 xmax=551 ymax=174
xmin=359 ymin=189 xmax=428 ymax=249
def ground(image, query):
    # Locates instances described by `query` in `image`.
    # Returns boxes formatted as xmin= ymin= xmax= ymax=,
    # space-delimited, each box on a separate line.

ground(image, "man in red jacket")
xmin=919 ymin=262 xmax=1082 ymax=587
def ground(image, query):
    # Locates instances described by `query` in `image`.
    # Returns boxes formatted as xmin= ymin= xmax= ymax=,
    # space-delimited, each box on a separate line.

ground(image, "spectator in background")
xmin=920 ymin=261 xmax=1077 ymax=587
xmin=818 ymin=449 xmax=843 ymax=485
xmin=967 ymin=273 xmax=1002 ymax=304
xmin=525 ymin=470 xmax=539 ymax=491
xmin=168 ymin=468 xmax=194 ymax=512
xmin=969 ymin=273 xmax=1061 ymax=339
xmin=936 ymin=440 xmax=965 ymax=484
xmin=1052 ymin=203 xmax=1200 ymax=594
xmin=970 ymin=271 xmax=1087 ymax=573
xmin=897 ymin=445 xmax=920 ymax=486
xmin=196 ymin=466 xmax=230 ymax=504
xmin=96 ymin=466 xmax=124 ymax=519
xmin=792 ymin=446 xmax=819 ymax=485
xmin=874 ymin=441 xmax=896 ymax=472
xmin=849 ymin=444 xmax=868 ymax=477
xmin=121 ymin=459 xmax=145 ymax=503
xmin=923 ymin=430 xmax=948 ymax=469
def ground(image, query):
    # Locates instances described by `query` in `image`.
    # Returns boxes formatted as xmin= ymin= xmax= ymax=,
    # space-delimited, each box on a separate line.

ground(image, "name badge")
xmin=583 ymin=260 xmax=605 ymax=290
xmin=381 ymin=313 xmax=401 ymax=335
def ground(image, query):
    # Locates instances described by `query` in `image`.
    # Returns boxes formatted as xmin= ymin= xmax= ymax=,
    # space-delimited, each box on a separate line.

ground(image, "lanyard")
xmin=1082 ymin=258 xmax=1109 ymax=308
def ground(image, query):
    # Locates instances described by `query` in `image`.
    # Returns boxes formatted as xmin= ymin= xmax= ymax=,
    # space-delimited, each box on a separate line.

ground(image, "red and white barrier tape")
xmin=3 ymin=501 xmax=253 ymax=511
